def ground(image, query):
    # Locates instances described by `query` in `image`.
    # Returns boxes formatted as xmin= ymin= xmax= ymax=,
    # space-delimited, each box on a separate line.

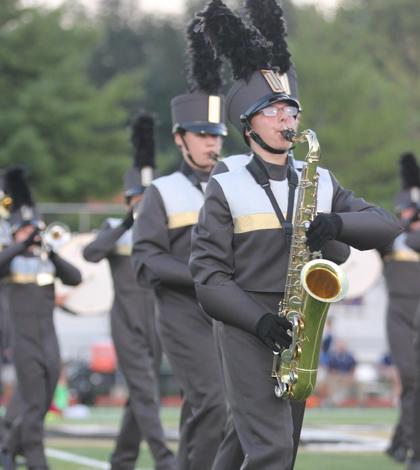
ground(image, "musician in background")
xmin=83 ymin=114 xmax=175 ymax=470
xmin=131 ymin=15 xmax=228 ymax=470
xmin=408 ymin=194 xmax=420 ymax=470
xmin=0 ymin=176 xmax=13 ymax=441
xmin=189 ymin=2 xmax=402 ymax=469
xmin=381 ymin=152 xmax=420 ymax=467
xmin=0 ymin=167 xmax=81 ymax=470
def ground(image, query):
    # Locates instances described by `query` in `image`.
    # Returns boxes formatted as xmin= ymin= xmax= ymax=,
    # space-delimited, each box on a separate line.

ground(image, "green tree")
xmin=0 ymin=2 xmax=142 ymax=201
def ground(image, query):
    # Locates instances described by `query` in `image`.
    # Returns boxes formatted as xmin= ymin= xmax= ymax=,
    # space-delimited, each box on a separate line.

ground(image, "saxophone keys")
xmin=274 ymin=382 xmax=288 ymax=398
xmin=281 ymin=349 xmax=293 ymax=363
xmin=289 ymin=370 xmax=298 ymax=384
xmin=293 ymin=345 xmax=302 ymax=360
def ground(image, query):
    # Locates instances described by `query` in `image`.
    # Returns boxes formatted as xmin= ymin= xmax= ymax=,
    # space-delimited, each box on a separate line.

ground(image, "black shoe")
xmin=407 ymin=458 xmax=420 ymax=470
xmin=0 ymin=450 xmax=16 ymax=470
xmin=385 ymin=444 xmax=408 ymax=463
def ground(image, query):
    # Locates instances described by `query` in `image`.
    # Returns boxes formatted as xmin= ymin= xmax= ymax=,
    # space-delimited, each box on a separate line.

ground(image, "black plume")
xmin=200 ymin=0 xmax=272 ymax=81
xmin=4 ymin=167 xmax=34 ymax=211
xmin=186 ymin=15 xmax=223 ymax=94
xmin=400 ymin=152 xmax=420 ymax=189
xmin=130 ymin=113 xmax=155 ymax=169
xmin=245 ymin=0 xmax=292 ymax=73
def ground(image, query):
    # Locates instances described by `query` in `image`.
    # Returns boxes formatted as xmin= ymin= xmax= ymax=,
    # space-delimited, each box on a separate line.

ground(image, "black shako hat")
xmin=394 ymin=152 xmax=420 ymax=213
xmin=4 ymin=167 xmax=44 ymax=232
xmin=171 ymin=14 xmax=227 ymax=137
xmin=200 ymin=0 xmax=300 ymax=142
xmin=124 ymin=113 xmax=156 ymax=198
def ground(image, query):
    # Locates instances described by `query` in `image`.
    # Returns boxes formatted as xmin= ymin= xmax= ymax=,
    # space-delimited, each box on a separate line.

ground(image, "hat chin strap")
xmin=180 ymin=134 xmax=212 ymax=171
xmin=244 ymin=120 xmax=288 ymax=155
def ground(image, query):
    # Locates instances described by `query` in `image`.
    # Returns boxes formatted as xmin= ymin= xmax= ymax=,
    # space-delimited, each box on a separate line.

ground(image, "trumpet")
xmin=40 ymin=222 xmax=71 ymax=252
xmin=0 ymin=192 xmax=13 ymax=218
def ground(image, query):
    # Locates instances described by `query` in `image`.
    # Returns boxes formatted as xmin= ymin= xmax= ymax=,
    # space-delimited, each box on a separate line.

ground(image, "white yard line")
xmin=46 ymin=448 xmax=148 ymax=470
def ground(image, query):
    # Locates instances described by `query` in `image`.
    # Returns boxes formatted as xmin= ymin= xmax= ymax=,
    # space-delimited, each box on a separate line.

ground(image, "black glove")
xmin=306 ymin=213 xmax=343 ymax=252
xmin=256 ymin=313 xmax=292 ymax=352
xmin=23 ymin=227 xmax=40 ymax=248
xmin=121 ymin=209 xmax=134 ymax=230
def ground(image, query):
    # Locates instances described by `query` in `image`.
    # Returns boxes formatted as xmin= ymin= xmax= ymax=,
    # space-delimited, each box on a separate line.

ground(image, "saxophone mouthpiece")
xmin=281 ymin=129 xmax=296 ymax=143
xmin=209 ymin=151 xmax=220 ymax=162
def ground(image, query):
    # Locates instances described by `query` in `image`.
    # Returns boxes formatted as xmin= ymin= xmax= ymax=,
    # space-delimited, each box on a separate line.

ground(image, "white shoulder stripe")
xmin=214 ymin=163 xmax=334 ymax=234
xmin=153 ymin=172 xmax=203 ymax=228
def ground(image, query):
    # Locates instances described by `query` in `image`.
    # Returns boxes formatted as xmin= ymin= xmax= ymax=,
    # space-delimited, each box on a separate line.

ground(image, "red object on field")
xmin=90 ymin=341 xmax=117 ymax=373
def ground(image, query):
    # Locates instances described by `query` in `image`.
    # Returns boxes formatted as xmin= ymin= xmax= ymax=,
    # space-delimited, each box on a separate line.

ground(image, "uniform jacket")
xmin=190 ymin=154 xmax=402 ymax=334
xmin=83 ymin=218 xmax=154 ymax=328
xmin=132 ymin=161 xmax=209 ymax=293
xmin=382 ymin=228 xmax=420 ymax=297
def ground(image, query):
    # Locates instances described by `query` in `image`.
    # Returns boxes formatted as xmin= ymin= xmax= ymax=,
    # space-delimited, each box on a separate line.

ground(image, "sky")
xmin=24 ymin=0 xmax=341 ymax=15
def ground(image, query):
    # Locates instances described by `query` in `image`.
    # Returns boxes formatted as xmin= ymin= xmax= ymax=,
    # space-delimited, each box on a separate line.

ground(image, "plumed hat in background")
xmin=395 ymin=152 xmax=420 ymax=213
xmin=200 ymin=0 xmax=300 ymax=146
xmin=170 ymin=12 xmax=227 ymax=136
xmin=124 ymin=112 xmax=156 ymax=198
xmin=4 ymin=167 xmax=43 ymax=231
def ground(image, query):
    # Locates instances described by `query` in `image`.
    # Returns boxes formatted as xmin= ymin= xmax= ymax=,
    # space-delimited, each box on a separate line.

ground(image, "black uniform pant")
xmin=220 ymin=323 xmax=294 ymax=470
xmin=386 ymin=295 xmax=420 ymax=451
xmin=4 ymin=315 xmax=60 ymax=469
xmin=211 ymin=321 xmax=305 ymax=470
xmin=109 ymin=298 xmax=175 ymax=470
xmin=156 ymin=287 xmax=227 ymax=470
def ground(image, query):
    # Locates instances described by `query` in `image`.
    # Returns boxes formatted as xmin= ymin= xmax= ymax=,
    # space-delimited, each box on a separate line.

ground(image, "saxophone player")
xmin=189 ymin=1 xmax=402 ymax=469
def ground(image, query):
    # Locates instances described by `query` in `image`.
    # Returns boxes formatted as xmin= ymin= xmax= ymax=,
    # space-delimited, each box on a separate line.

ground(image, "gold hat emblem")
xmin=261 ymin=70 xmax=291 ymax=95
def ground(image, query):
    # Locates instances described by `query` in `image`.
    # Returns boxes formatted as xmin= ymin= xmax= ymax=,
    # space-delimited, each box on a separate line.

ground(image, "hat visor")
xmin=124 ymin=186 xmax=145 ymax=198
xmin=176 ymin=122 xmax=227 ymax=136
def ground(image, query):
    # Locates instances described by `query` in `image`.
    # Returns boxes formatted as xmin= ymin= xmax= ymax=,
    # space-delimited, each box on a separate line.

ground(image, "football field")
xmin=44 ymin=406 xmax=403 ymax=469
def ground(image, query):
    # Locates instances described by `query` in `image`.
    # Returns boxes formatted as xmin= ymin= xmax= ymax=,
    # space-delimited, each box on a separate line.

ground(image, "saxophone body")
xmin=272 ymin=129 xmax=348 ymax=401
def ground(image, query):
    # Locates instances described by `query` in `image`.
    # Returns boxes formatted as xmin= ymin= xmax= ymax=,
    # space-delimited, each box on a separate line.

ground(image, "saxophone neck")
xmin=281 ymin=129 xmax=320 ymax=163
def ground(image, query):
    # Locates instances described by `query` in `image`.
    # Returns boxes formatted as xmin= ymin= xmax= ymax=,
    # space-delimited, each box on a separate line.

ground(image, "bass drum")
xmin=56 ymin=233 xmax=113 ymax=316
xmin=340 ymin=247 xmax=383 ymax=300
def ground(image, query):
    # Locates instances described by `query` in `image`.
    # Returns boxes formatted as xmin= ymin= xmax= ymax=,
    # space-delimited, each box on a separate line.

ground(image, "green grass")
xmin=43 ymin=407 xmax=401 ymax=469
xmin=295 ymin=451 xmax=401 ymax=470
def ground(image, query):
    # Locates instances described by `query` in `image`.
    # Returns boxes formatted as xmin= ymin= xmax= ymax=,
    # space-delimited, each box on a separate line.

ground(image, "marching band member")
xmin=189 ymin=1 xmax=402 ymax=468
xmin=382 ymin=152 xmax=420 ymax=468
xmin=211 ymin=1 xmax=351 ymax=467
xmin=0 ymin=167 xmax=81 ymax=470
xmin=131 ymin=15 xmax=228 ymax=470
xmin=83 ymin=114 xmax=175 ymax=470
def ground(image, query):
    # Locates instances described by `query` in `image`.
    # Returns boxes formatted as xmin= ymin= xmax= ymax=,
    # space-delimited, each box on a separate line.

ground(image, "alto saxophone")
xmin=271 ymin=129 xmax=348 ymax=401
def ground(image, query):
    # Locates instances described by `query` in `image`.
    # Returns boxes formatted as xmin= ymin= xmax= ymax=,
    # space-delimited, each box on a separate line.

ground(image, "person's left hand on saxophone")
xmin=306 ymin=213 xmax=343 ymax=252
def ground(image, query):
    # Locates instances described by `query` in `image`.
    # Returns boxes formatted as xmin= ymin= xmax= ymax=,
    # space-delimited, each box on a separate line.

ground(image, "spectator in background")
xmin=377 ymin=352 xmax=401 ymax=407
xmin=325 ymin=340 xmax=358 ymax=406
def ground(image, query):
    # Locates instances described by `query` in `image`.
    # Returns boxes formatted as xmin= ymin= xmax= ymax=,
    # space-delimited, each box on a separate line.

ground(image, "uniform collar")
xmin=254 ymin=153 xmax=288 ymax=181
xmin=180 ymin=160 xmax=210 ymax=186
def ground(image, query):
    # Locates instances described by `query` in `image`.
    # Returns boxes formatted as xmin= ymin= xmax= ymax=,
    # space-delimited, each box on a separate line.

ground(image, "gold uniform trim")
xmin=208 ymin=96 xmax=221 ymax=123
xmin=234 ymin=213 xmax=282 ymax=234
xmin=168 ymin=211 xmax=199 ymax=229
xmin=385 ymin=250 xmax=420 ymax=263
xmin=9 ymin=273 xmax=55 ymax=286
xmin=114 ymin=245 xmax=132 ymax=256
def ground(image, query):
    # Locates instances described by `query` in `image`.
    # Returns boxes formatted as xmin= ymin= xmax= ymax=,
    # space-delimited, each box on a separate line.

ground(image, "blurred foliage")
xmin=0 ymin=0 xmax=419 ymax=208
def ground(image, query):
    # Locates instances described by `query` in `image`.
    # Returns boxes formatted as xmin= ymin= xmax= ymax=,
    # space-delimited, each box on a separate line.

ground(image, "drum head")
xmin=341 ymin=247 xmax=382 ymax=299
xmin=57 ymin=233 xmax=113 ymax=316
